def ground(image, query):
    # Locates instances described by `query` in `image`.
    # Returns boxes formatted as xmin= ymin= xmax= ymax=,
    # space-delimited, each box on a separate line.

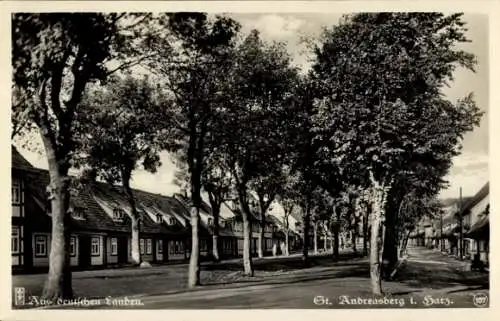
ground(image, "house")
xmin=172 ymin=193 xmax=238 ymax=259
xmin=11 ymin=146 xmax=289 ymax=273
xmin=223 ymin=199 xmax=280 ymax=257
xmin=11 ymin=147 xmax=192 ymax=273
xmin=460 ymin=183 xmax=489 ymax=266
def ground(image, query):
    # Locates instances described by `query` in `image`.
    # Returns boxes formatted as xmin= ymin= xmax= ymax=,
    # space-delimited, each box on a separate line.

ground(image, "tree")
xmin=74 ymin=76 xmax=169 ymax=265
xmin=11 ymin=13 xmax=157 ymax=300
xmin=218 ymin=30 xmax=298 ymax=273
xmin=280 ymin=198 xmax=295 ymax=256
xmin=311 ymin=13 xmax=483 ymax=295
xmin=282 ymin=75 xmax=327 ymax=266
xmin=150 ymin=13 xmax=241 ymax=287
xmin=202 ymin=148 xmax=234 ymax=262
xmin=278 ymin=170 xmax=303 ymax=256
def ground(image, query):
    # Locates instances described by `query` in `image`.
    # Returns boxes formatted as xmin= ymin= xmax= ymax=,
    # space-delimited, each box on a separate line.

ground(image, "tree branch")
xmin=105 ymin=54 xmax=159 ymax=77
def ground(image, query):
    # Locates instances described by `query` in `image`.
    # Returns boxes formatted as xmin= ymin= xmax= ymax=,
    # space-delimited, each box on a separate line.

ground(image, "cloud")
xmin=241 ymin=14 xmax=306 ymax=41
xmin=440 ymin=151 xmax=489 ymax=199
xmin=130 ymin=151 xmax=180 ymax=196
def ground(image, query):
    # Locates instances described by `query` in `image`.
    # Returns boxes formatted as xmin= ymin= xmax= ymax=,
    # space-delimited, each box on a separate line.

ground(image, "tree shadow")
xmin=142 ymin=263 xmax=371 ymax=298
xmin=392 ymin=261 xmax=489 ymax=290
xmin=202 ymin=253 xmax=365 ymax=272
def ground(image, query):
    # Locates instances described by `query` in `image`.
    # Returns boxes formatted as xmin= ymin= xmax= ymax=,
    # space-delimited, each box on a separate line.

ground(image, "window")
xmin=12 ymin=180 xmax=22 ymax=204
xmin=171 ymin=240 xmax=184 ymax=254
xmin=70 ymin=237 xmax=76 ymax=256
xmin=146 ymin=239 xmax=152 ymax=255
xmin=220 ymin=220 xmax=225 ymax=228
xmin=156 ymin=214 xmax=163 ymax=223
xmin=35 ymin=235 xmax=47 ymax=257
xmin=140 ymin=238 xmax=145 ymax=255
xmin=111 ymin=238 xmax=118 ymax=255
xmin=223 ymin=239 xmax=232 ymax=251
xmin=12 ymin=227 xmax=19 ymax=254
xmin=266 ymin=238 xmax=273 ymax=250
xmin=91 ymin=237 xmax=100 ymax=256
xmin=168 ymin=217 xmax=176 ymax=225
xmin=207 ymin=218 xmax=213 ymax=226
xmin=200 ymin=239 xmax=207 ymax=251
xmin=113 ymin=208 xmax=125 ymax=221
xmin=157 ymin=240 xmax=163 ymax=254
xmin=169 ymin=241 xmax=175 ymax=254
xmin=71 ymin=208 xmax=85 ymax=220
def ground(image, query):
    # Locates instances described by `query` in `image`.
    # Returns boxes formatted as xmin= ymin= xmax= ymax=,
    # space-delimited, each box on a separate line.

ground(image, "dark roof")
xmin=12 ymin=146 xmax=34 ymax=170
xmin=173 ymin=194 xmax=240 ymax=237
xmin=20 ymin=167 xmax=190 ymax=236
xmin=465 ymin=214 xmax=489 ymax=239
xmin=457 ymin=183 xmax=489 ymax=217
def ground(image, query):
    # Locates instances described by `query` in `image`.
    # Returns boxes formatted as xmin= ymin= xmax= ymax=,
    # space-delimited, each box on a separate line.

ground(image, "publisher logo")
xmin=472 ymin=293 xmax=488 ymax=308
xmin=14 ymin=287 xmax=25 ymax=306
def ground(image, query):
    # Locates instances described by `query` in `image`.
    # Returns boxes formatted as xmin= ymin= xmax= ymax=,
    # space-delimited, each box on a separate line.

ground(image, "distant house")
xmin=173 ymin=193 xmax=237 ymax=259
xmin=460 ymin=183 xmax=489 ymax=265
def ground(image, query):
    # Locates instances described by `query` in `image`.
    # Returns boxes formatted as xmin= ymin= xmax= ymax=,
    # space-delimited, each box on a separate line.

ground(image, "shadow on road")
xmin=392 ymin=249 xmax=489 ymax=292
xmin=139 ymin=260 xmax=371 ymax=298
xmin=202 ymin=252 xmax=365 ymax=272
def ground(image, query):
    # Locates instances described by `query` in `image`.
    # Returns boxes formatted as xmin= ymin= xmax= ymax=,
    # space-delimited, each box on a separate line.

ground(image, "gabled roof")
xmin=19 ymin=166 xmax=190 ymax=235
xmin=457 ymin=182 xmax=489 ymax=217
xmin=12 ymin=146 xmax=35 ymax=170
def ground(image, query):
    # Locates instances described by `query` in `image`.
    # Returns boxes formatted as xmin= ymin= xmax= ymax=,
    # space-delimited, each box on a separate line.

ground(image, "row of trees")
xmin=12 ymin=12 xmax=482 ymax=300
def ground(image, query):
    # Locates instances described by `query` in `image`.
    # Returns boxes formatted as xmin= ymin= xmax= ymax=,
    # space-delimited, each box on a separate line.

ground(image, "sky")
xmin=14 ymin=12 xmax=489 ymax=203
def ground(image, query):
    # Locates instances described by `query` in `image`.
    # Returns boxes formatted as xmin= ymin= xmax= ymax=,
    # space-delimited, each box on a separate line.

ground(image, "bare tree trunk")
xmin=42 ymin=142 xmax=73 ymax=300
xmin=130 ymin=216 xmax=141 ymax=264
xmin=242 ymin=214 xmax=253 ymax=276
xmin=257 ymin=221 xmax=265 ymax=258
xmin=368 ymin=175 xmax=390 ymax=296
xmin=313 ymin=221 xmax=318 ymax=254
xmin=212 ymin=208 xmax=220 ymax=262
xmin=363 ymin=212 xmax=368 ymax=256
xmin=369 ymin=206 xmax=383 ymax=295
xmin=212 ymin=234 xmax=219 ymax=262
xmin=285 ymin=229 xmax=290 ymax=256
xmin=122 ymin=174 xmax=141 ymax=266
xmin=352 ymin=230 xmax=357 ymax=254
xmin=399 ymin=230 xmax=411 ymax=258
xmin=188 ymin=206 xmax=201 ymax=287
xmin=302 ymin=205 xmax=311 ymax=266
xmin=333 ymin=210 xmax=340 ymax=261
xmin=323 ymin=226 xmax=328 ymax=252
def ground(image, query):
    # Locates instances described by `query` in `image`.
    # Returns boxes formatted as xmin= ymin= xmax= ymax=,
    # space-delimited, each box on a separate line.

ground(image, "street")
xmin=14 ymin=247 xmax=488 ymax=309
xmin=129 ymin=247 xmax=489 ymax=309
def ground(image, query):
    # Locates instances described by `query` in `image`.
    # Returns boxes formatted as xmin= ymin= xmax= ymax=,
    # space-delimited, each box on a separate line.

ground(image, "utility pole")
xmin=459 ymin=187 xmax=464 ymax=260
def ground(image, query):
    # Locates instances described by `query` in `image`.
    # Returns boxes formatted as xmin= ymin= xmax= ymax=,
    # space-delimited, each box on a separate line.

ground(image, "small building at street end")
xmin=11 ymin=146 xmax=287 ymax=274
xmin=407 ymin=183 xmax=489 ymax=268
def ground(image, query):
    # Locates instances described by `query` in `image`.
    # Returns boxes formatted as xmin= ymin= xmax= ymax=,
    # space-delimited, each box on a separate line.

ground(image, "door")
xmin=117 ymin=237 xmax=128 ymax=264
xmin=78 ymin=235 xmax=91 ymax=268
